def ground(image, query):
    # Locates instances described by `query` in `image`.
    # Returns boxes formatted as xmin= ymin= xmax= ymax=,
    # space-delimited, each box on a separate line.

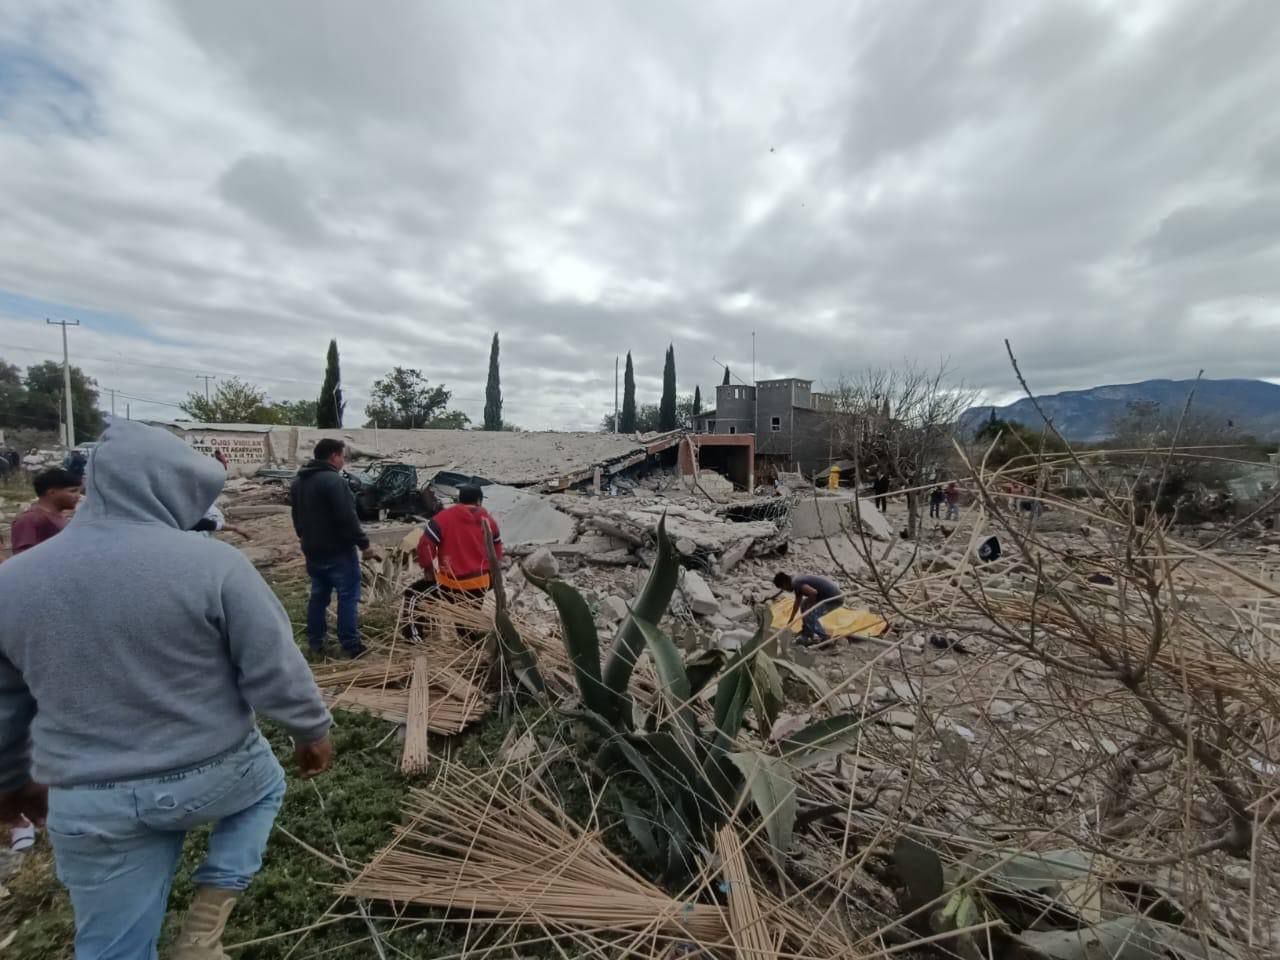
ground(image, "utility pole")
xmin=47 ymin=318 xmax=79 ymax=447
xmin=195 ymin=374 xmax=216 ymax=403
xmin=109 ymin=388 xmax=116 ymax=418
xmin=126 ymin=403 xmax=131 ymax=421
xmin=752 ymin=330 xmax=758 ymax=439
xmin=614 ymin=356 xmax=619 ymax=434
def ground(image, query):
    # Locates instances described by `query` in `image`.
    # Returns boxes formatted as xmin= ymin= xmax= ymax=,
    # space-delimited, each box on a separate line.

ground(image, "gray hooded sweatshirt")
xmin=0 ymin=420 xmax=331 ymax=791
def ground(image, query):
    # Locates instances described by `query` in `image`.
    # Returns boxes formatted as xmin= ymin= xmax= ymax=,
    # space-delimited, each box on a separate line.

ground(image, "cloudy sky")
xmin=2 ymin=0 xmax=1279 ymax=430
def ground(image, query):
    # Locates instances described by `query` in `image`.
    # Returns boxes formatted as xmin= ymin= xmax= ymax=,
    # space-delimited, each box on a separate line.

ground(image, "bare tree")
xmin=827 ymin=363 xmax=976 ymax=538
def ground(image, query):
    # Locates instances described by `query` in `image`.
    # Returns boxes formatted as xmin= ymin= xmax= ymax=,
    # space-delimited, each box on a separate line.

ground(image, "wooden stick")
xmin=401 ymin=654 xmax=431 ymax=775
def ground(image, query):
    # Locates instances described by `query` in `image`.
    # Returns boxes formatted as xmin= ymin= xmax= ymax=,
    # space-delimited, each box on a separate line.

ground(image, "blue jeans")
xmin=306 ymin=549 xmax=362 ymax=652
xmin=802 ymin=597 xmax=838 ymax=641
xmin=47 ymin=730 xmax=286 ymax=960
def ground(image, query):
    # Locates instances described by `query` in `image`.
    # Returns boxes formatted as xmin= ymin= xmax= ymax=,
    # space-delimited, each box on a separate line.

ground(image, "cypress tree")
xmin=722 ymin=366 xmax=731 ymax=386
xmin=317 ymin=339 xmax=344 ymax=428
xmin=620 ymin=351 xmax=637 ymax=433
xmin=693 ymin=385 xmax=701 ymax=417
xmin=483 ymin=332 xmax=503 ymax=430
xmin=659 ymin=344 xmax=677 ymax=431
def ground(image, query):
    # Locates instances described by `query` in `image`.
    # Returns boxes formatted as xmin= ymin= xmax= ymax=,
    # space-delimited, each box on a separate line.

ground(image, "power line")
xmin=0 ymin=339 xmax=490 ymax=402
xmin=108 ymin=390 xmax=186 ymax=409
xmin=0 ymin=340 xmax=319 ymax=385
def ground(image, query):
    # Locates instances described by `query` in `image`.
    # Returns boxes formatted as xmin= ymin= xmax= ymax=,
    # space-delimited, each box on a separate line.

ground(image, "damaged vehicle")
xmin=346 ymin=461 xmax=443 ymax=522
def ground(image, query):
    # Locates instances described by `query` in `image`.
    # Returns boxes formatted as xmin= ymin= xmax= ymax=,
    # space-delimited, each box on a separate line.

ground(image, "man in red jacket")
xmin=416 ymin=485 xmax=503 ymax=609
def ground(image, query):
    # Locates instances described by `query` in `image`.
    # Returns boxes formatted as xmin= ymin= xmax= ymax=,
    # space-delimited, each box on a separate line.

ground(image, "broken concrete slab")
xmin=680 ymin=569 xmax=720 ymax=617
xmin=584 ymin=549 xmax=635 ymax=566
xmin=789 ymin=493 xmax=893 ymax=541
xmin=481 ymin=484 xmax=577 ymax=546
xmin=561 ymin=499 xmax=779 ymax=553
xmin=720 ymin=537 xmax=754 ymax=574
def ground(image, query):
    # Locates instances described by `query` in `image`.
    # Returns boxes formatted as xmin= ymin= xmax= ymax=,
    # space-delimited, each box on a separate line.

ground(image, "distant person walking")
xmin=0 ymin=421 xmax=333 ymax=960
xmin=928 ymin=486 xmax=944 ymax=519
xmin=872 ymin=473 xmax=891 ymax=512
xmin=11 ymin=468 xmax=80 ymax=555
xmin=290 ymin=439 xmax=376 ymax=658
xmin=774 ymin=571 xmax=841 ymax=646
xmin=945 ymin=482 xmax=961 ymax=521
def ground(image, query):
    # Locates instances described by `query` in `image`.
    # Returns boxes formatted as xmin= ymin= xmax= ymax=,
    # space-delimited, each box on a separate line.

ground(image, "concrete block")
xmin=680 ymin=569 xmax=721 ymax=617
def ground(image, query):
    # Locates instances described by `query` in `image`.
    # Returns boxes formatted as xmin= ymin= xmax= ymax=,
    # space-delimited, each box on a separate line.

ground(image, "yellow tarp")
xmin=770 ymin=598 xmax=889 ymax=638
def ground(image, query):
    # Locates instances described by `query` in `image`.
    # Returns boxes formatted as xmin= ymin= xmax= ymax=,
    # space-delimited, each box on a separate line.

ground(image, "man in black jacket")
xmin=290 ymin=439 xmax=375 ymax=657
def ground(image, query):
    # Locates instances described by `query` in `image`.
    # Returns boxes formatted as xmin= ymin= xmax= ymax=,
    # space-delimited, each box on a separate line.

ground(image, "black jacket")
xmin=290 ymin=461 xmax=369 ymax=558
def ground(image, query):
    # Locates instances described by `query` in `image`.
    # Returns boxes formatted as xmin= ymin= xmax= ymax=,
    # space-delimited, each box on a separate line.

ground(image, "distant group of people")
xmin=865 ymin=472 xmax=965 ymax=522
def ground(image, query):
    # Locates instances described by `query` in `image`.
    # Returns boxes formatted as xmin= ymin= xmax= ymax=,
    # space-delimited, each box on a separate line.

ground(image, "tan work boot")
xmin=171 ymin=887 xmax=238 ymax=960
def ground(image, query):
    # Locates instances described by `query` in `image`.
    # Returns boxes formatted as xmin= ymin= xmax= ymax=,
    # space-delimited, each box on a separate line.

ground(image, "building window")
xmin=728 ymin=426 xmax=737 ymax=434
xmin=770 ymin=416 xmax=782 ymax=432
xmin=708 ymin=420 xmax=717 ymax=432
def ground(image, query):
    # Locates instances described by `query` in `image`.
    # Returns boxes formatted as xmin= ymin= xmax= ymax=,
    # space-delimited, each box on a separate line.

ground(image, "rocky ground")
xmin=4 ymin=471 xmax=1277 ymax=955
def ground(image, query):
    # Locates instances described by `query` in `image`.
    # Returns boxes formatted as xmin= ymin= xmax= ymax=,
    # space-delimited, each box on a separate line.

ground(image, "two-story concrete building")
xmin=693 ymin=378 xmax=843 ymax=476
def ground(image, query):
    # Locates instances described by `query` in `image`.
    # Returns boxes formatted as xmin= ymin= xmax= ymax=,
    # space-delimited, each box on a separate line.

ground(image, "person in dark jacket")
xmin=290 ymin=439 xmax=376 ymax=657
xmin=872 ymin=473 xmax=891 ymax=512
xmin=929 ymin=485 xmax=945 ymax=519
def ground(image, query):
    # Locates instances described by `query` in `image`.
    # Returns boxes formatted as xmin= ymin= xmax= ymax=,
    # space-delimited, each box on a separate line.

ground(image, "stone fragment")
xmin=680 ymin=569 xmax=721 ymax=617
xmin=989 ymin=699 xmax=1019 ymax=722
xmin=523 ymin=547 xmax=560 ymax=580
xmin=601 ymin=595 xmax=629 ymax=622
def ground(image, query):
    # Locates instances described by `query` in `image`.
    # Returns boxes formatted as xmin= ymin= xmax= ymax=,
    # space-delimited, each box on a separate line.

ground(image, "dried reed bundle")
xmin=344 ymin=763 xmax=731 ymax=948
xmin=717 ymin=826 xmax=779 ymax=960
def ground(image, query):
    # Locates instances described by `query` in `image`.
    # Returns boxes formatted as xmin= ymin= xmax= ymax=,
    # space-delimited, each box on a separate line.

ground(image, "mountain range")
xmin=962 ymin=378 xmax=1280 ymax=443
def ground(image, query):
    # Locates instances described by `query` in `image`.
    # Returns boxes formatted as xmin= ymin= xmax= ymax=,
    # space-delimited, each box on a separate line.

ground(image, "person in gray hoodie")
xmin=0 ymin=421 xmax=334 ymax=960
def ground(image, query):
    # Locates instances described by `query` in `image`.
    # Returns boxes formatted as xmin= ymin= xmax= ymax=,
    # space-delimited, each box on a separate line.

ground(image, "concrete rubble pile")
xmin=552 ymin=497 xmax=784 ymax=569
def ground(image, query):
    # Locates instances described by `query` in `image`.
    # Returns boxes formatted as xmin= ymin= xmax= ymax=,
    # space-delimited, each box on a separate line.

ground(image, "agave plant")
xmin=495 ymin=517 xmax=871 ymax=877
xmin=892 ymin=839 xmax=1232 ymax=960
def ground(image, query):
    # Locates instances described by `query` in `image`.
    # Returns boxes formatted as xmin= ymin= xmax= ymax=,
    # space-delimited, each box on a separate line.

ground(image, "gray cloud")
xmin=0 ymin=0 xmax=1279 ymax=431
xmin=217 ymin=154 xmax=327 ymax=244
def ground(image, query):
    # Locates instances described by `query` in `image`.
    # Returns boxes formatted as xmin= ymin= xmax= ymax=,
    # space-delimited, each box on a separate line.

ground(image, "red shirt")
xmin=11 ymin=506 xmax=68 ymax=555
xmin=417 ymin=504 xmax=503 ymax=590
